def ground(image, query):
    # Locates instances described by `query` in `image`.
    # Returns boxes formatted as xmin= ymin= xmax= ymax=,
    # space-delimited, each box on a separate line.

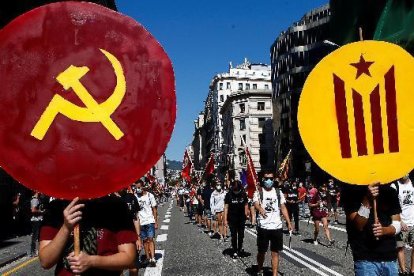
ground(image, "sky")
xmin=116 ymin=0 xmax=328 ymax=161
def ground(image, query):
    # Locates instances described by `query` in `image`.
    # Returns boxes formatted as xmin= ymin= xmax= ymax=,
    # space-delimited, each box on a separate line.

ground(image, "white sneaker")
xmin=313 ymin=240 xmax=318 ymax=245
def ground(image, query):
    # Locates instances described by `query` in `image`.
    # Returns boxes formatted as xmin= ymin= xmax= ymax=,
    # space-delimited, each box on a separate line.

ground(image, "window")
xmin=240 ymin=119 xmax=246 ymax=130
xmin=242 ymin=135 xmax=247 ymax=144
xmin=220 ymin=95 xmax=224 ymax=102
xmin=260 ymin=149 xmax=268 ymax=165
xmin=259 ymin=134 xmax=265 ymax=144
xmin=258 ymin=118 xmax=265 ymax=128
xmin=257 ymin=102 xmax=265 ymax=111
xmin=226 ymin=82 xmax=231 ymax=89
xmin=246 ymin=83 xmax=250 ymax=90
xmin=219 ymin=83 xmax=223 ymax=90
xmin=265 ymin=84 xmax=269 ymax=90
xmin=239 ymin=103 xmax=245 ymax=113
xmin=238 ymin=83 xmax=243 ymax=90
xmin=253 ymin=83 xmax=257 ymax=89
xmin=239 ymin=154 xmax=247 ymax=166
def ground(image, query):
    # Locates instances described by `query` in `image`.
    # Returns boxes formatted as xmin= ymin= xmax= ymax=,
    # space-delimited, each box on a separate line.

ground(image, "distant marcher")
xmin=210 ymin=183 xmax=226 ymax=239
xmin=283 ymin=181 xmax=300 ymax=234
xmin=224 ymin=180 xmax=249 ymax=259
xmin=308 ymin=184 xmax=334 ymax=246
xmin=253 ymin=171 xmax=292 ymax=276
xmin=135 ymin=180 xmax=158 ymax=267
xmin=327 ymin=179 xmax=340 ymax=224
xmin=298 ymin=182 xmax=307 ymax=217
xmin=30 ymin=192 xmax=44 ymax=256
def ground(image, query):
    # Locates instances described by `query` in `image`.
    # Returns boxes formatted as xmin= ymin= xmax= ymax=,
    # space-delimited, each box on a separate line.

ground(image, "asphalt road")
xmin=1 ymin=199 xmax=412 ymax=275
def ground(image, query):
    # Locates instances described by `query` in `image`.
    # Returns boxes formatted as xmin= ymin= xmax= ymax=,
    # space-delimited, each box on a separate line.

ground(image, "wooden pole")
xmin=359 ymin=26 xmax=380 ymax=226
xmin=74 ymin=224 xmax=80 ymax=256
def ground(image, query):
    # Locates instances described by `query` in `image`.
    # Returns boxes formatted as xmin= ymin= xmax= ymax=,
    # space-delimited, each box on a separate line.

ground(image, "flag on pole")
xmin=245 ymin=147 xmax=259 ymax=198
xmin=241 ymin=135 xmax=258 ymax=198
xmin=203 ymin=152 xmax=215 ymax=178
xmin=181 ymin=149 xmax=192 ymax=183
xmin=278 ymin=149 xmax=292 ymax=181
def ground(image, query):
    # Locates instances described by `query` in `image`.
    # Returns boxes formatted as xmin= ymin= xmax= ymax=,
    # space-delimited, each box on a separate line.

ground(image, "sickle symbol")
xmin=31 ymin=49 xmax=126 ymax=140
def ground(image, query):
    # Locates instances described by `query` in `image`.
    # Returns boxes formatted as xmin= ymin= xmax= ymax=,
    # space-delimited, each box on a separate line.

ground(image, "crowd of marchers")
xmin=175 ymin=172 xmax=414 ymax=276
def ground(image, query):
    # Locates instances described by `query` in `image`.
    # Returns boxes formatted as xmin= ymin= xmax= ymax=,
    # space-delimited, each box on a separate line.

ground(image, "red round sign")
xmin=0 ymin=2 xmax=176 ymax=199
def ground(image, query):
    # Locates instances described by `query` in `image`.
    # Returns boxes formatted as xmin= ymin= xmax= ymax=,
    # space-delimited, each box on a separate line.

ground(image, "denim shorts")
xmin=140 ymin=223 xmax=155 ymax=240
xmin=354 ymin=260 xmax=398 ymax=276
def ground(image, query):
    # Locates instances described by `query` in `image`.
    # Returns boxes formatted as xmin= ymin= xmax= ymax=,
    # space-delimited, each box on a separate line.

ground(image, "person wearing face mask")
xmin=224 ymin=180 xmax=249 ymax=259
xmin=253 ymin=171 xmax=292 ymax=276
xmin=210 ymin=183 xmax=226 ymax=240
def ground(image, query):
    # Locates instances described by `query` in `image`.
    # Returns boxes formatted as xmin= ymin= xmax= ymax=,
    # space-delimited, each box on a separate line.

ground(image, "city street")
xmin=4 ymin=198 xmax=408 ymax=276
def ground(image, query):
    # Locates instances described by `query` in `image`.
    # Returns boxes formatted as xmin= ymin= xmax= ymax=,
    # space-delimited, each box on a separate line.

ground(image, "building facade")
xmin=271 ymin=4 xmax=335 ymax=179
xmin=221 ymin=89 xmax=274 ymax=175
xmin=203 ymin=59 xmax=272 ymax=179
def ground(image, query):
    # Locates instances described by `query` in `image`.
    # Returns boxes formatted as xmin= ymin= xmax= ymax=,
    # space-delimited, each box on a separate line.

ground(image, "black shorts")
xmin=197 ymin=204 xmax=204 ymax=215
xmin=257 ymin=227 xmax=283 ymax=253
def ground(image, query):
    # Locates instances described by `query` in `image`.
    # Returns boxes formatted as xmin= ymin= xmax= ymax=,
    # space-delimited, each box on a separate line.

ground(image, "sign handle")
xmin=74 ymin=224 xmax=80 ymax=256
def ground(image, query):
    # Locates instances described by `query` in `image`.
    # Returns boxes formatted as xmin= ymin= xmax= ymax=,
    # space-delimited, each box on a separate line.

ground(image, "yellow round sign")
xmin=298 ymin=41 xmax=414 ymax=185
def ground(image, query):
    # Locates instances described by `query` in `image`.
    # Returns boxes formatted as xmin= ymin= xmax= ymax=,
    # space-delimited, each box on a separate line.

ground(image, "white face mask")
xmin=216 ymin=186 xmax=222 ymax=191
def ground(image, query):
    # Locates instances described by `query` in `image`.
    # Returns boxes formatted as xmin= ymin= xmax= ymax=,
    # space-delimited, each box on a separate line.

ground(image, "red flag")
xmin=204 ymin=153 xmax=215 ymax=177
xmin=181 ymin=149 xmax=192 ymax=183
xmin=146 ymin=173 xmax=156 ymax=184
xmin=245 ymin=147 xmax=258 ymax=199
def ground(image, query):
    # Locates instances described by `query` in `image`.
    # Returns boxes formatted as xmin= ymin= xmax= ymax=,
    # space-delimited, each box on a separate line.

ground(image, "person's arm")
xmin=372 ymin=213 xmax=401 ymax=238
xmin=224 ymin=204 xmax=229 ymax=227
xmin=133 ymin=219 xmax=142 ymax=251
xmin=280 ymin=203 xmax=293 ymax=231
xmin=39 ymin=198 xmax=84 ymax=269
xmin=152 ymin=206 xmax=158 ymax=229
xmin=244 ymin=203 xmax=250 ymax=219
xmin=67 ymin=243 xmax=136 ymax=273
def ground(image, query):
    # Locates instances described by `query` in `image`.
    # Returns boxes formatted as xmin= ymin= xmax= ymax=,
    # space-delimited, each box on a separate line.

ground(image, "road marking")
xmin=282 ymin=245 xmax=344 ymax=276
xmin=166 ymin=212 xmax=171 ymax=215
xmin=2 ymin=257 xmax=39 ymax=276
xmin=163 ymin=219 xmax=170 ymax=223
xmin=161 ymin=225 xmax=169 ymax=230
xmin=144 ymin=249 xmax=164 ymax=276
xmin=165 ymin=215 xmax=171 ymax=218
xmin=156 ymin=234 xmax=168 ymax=242
xmin=245 ymin=229 xmax=343 ymax=276
xmin=300 ymin=220 xmax=347 ymax=233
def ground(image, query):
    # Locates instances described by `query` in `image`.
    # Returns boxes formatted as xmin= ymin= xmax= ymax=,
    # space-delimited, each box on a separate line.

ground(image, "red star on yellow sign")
xmin=350 ymin=55 xmax=374 ymax=79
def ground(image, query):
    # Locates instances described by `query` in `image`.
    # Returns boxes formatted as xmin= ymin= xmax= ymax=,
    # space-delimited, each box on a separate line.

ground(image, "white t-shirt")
xmin=393 ymin=180 xmax=414 ymax=226
xmin=253 ymin=188 xmax=286 ymax=230
xmin=210 ymin=190 xmax=226 ymax=214
xmin=136 ymin=192 xmax=157 ymax=226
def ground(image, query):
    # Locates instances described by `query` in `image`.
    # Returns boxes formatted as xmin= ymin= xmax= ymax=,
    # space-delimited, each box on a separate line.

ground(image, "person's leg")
xmin=30 ymin=221 xmax=37 ymax=255
xmin=397 ymin=247 xmax=406 ymax=273
xmin=313 ymin=220 xmax=320 ymax=243
xmin=148 ymin=238 xmax=155 ymax=259
xmin=321 ymin=217 xmax=332 ymax=242
xmin=148 ymin=224 xmax=156 ymax=261
xmin=144 ymin=240 xmax=150 ymax=260
xmin=217 ymin=212 xmax=224 ymax=237
xmin=256 ymin=228 xmax=269 ymax=273
xmin=229 ymin=224 xmax=237 ymax=252
xmin=271 ymin=251 xmax=280 ymax=276
xmin=293 ymin=205 xmax=299 ymax=232
xmin=238 ymin=222 xmax=245 ymax=253
xmin=382 ymin=261 xmax=399 ymax=276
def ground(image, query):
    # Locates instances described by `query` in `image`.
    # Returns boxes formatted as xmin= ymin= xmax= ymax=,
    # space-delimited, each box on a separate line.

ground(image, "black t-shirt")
xmin=328 ymin=183 xmax=338 ymax=197
xmin=121 ymin=193 xmax=139 ymax=221
xmin=283 ymin=186 xmax=298 ymax=205
xmin=224 ymin=191 xmax=248 ymax=224
xmin=342 ymin=184 xmax=401 ymax=262
xmin=202 ymin=186 xmax=213 ymax=209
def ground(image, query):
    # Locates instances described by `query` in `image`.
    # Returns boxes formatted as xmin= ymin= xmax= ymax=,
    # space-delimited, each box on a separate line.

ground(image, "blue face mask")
xmin=263 ymin=179 xmax=273 ymax=189
xmin=136 ymin=188 xmax=142 ymax=194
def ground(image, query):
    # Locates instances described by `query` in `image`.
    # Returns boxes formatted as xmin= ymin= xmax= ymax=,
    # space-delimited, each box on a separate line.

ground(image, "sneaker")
xmin=149 ymin=259 xmax=156 ymax=267
xmin=334 ymin=220 xmax=339 ymax=225
xmin=329 ymin=240 xmax=335 ymax=246
xmin=208 ymin=232 xmax=213 ymax=237
xmin=313 ymin=240 xmax=318 ymax=245
xmin=256 ymin=270 xmax=264 ymax=276
xmin=141 ymin=258 xmax=149 ymax=266
xmin=232 ymin=252 xmax=238 ymax=259
xmin=238 ymin=249 xmax=246 ymax=257
xmin=399 ymin=272 xmax=408 ymax=276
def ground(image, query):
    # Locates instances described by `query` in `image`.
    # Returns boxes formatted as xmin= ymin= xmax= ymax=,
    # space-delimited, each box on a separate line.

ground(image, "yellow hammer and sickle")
xmin=31 ymin=49 xmax=126 ymax=140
